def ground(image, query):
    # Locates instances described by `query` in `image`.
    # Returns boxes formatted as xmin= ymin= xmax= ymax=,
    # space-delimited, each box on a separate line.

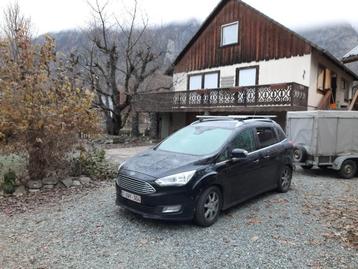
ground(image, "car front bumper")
xmin=115 ymin=183 xmax=195 ymax=221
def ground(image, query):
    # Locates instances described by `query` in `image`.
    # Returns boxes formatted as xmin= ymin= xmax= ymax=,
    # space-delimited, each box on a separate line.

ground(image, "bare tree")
xmin=84 ymin=0 xmax=164 ymax=136
xmin=2 ymin=2 xmax=32 ymax=60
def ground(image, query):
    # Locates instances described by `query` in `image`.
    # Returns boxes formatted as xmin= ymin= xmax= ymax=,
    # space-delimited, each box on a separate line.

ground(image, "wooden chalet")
xmin=133 ymin=0 xmax=358 ymax=138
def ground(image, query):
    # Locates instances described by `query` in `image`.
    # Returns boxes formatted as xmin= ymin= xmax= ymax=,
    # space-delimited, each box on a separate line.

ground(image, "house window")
xmin=236 ymin=66 xmax=259 ymax=87
xmin=188 ymin=75 xmax=202 ymax=90
xmin=342 ymin=78 xmax=349 ymax=101
xmin=204 ymin=73 xmax=219 ymax=89
xmin=188 ymin=72 xmax=220 ymax=90
xmin=317 ymin=65 xmax=332 ymax=92
xmin=221 ymin=22 xmax=239 ymax=46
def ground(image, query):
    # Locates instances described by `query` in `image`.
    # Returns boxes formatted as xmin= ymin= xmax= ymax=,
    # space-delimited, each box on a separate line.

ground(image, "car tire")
xmin=194 ymin=186 xmax=222 ymax=227
xmin=277 ymin=165 xmax=292 ymax=193
xmin=339 ymin=160 xmax=357 ymax=179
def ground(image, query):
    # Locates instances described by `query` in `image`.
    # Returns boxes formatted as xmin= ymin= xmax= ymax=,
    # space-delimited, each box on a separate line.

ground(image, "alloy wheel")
xmin=281 ymin=167 xmax=291 ymax=189
xmin=203 ymin=191 xmax=219 ymax=221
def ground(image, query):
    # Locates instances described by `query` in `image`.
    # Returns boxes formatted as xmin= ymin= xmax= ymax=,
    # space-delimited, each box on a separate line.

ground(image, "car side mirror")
xmin=231 ymin=148 xmax=249 ymax=160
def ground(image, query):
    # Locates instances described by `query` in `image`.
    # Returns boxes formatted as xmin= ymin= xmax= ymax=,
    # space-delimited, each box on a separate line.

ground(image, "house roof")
xmin=342 ymin=45 xmax=358 ymax=64
xmin=173 ymin=0 xmax=358 ymax=80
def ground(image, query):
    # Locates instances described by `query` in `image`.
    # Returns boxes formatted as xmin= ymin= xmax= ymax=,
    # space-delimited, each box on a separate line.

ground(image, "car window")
xmin=276 ymin=126 xmax=287 ymax=141
xmin=217 ymin=128 xmax=255 ymax=162
xmin=256 ymin=127 xmax=278 ymax=148
xmin=217 ymin=148 xmax=230 ymax=162
xmin=157 ymin=125 xmax=234 ymax=156
xmin=232 ymin=128 xmax=256 ymax=152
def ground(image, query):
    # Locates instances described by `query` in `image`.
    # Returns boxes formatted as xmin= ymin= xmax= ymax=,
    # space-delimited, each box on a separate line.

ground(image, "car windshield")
xmin=157 ymin=125 xmax=234 ymax=155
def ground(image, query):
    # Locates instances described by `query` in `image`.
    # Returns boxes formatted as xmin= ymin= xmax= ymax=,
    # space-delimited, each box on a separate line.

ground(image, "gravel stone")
xmin=27 ymin=180 xmax=42 ymax=189
xmin=72 ymin=180 xmax=82 ymax=187
xmin=28 ymin=189 xmax=40 ymax=193
xmin=42 ymin=176 xmax=59 ymax=186
xmin=42 ymin=184 xmax=54 ymax=190
xmin=1 ymin=146 xmax=357 ymax=269
xmin=13 ymin=185 xmax=26 ymax=197
xmin=79 ymin=176 xmax=92 ymax=186
xmin=60 ymin=177 xmax=73 ymax=188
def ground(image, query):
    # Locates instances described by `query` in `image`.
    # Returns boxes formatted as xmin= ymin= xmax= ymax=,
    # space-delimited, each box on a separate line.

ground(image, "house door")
xmin=331 ymin=74 xmax=337 ymax=108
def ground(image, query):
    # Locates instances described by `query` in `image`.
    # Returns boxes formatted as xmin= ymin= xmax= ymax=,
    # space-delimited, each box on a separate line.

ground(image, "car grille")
xmin=117 ymin=174 xmax=156 ymax=194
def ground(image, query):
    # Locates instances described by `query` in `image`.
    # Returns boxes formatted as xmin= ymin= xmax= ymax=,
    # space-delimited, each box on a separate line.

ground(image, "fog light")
xmin=162 ymin=205 xmax=182 ymax=213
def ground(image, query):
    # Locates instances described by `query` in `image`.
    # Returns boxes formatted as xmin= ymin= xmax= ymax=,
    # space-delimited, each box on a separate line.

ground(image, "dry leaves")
xmin=246 ymin=216 xmax=262 ymax=225
xmin=320 ymin=197 xmax=358 ymax=249
xmin=0 ymin=181 xmax=109 ymax=216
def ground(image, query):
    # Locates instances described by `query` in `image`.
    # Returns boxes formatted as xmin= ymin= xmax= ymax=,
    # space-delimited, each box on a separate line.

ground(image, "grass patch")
xmin=0 ymin=154 xmax=26 ymax=183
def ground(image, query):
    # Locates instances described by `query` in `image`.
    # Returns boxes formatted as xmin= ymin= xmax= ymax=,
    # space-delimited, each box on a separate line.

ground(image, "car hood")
xmin=121 ymin=149 xmax=206 ymax=179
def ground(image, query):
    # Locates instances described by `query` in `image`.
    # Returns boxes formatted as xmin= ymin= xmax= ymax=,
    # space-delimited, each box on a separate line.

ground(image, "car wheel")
xmin=277 ymin=165 xmax=292 ymax=193
xmin=194 ymin=186 xmax=222 ymax=227
xmin=301 ymin=165 xmax=313 ymax=170
xmin=339 ymin=160 xmax=357 ymax=179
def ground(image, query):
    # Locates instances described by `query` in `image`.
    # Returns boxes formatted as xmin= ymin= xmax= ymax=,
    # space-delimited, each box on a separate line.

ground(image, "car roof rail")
xmin=196 ymin=115 xmax=277 ymax=122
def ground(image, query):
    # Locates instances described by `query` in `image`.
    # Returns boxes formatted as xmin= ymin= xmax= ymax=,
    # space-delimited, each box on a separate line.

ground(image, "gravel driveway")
xmin=0 ymin=146 xmax=357 ymax=269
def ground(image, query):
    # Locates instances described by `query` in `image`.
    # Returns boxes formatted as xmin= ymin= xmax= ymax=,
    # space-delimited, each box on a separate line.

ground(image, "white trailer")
xmin=286 ymin=111 xmax=358 ymax=179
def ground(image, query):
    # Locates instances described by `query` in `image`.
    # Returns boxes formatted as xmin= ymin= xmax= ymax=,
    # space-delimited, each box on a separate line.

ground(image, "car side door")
xmin=216 ymin=128 xmax=261 ymax=206
xmin=254 ymin=125 xmax=281 ymax=191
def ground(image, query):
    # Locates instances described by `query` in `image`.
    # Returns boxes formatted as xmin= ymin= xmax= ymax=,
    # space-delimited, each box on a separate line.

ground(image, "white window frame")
xmin=236 ymin=66 xmax=259 ymax=87
xmin=221 ymin=21 xmax=239 ymax=47
xmin=204 ymin=72 xmax=220 ymax=89
xmin=188 ymin=71 xmax=220 ymax=91
xmin=188 ymin=74 xmax=202 ymax=91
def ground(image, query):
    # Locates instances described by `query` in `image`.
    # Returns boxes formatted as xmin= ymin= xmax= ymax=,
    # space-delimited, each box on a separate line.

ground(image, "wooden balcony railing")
xmin=133 ymin=82 xmax=308 ymax=113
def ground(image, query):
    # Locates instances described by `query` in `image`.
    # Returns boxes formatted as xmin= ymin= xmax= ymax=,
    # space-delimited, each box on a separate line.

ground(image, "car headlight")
xmin=155 ymin=170 xmax=196 ymax=187
xmin=118 ymin=161 xmax=126 ymax=172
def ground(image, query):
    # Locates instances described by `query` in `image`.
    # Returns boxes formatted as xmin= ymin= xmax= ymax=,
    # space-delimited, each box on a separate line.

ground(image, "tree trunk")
xmin=105 ymin=112 xmax=121 ymax=136
xmin=149 ymin=112 xmax=159 ymax=140
xmin=27 ymin=141 xmax=47 ymax=181
xmin=131 ymin=112 xmax=140 ymax=137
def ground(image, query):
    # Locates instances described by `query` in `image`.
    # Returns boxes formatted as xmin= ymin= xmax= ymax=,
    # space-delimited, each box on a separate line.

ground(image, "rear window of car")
xmin=276 ymin=126 xmax=287 ymax=141
xmin=256 ymin=127 xmax=278 ymax=148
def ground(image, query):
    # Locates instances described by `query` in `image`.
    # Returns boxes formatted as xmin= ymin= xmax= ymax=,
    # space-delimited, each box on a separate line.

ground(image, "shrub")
xmin=0 ymin=28 xmax=99 ymax=182
xmin=70 ymin=148 xmax=116 ymax=180
xmin=2 ymin=170 xmax=16 ymax=194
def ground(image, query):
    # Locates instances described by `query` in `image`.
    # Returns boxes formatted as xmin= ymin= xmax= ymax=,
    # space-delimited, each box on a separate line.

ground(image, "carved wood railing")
xmin=133 ymin=82 xmax=309 ymax=112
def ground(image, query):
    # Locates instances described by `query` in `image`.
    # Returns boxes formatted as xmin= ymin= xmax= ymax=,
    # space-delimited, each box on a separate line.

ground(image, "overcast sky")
xmin=0 ymin=0 xmax=357 ymax=35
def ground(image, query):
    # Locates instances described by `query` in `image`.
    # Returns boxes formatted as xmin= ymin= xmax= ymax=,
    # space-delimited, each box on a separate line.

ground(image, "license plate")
xmin=121 ymin=190 xmax=141 ymax=203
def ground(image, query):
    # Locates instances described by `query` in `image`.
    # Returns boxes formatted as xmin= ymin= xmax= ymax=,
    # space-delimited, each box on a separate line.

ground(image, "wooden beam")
xmin=349 ymin=90 xmax=358 ymax=111
xmin=317 ymin=90 xmax=332 ymax=110
xmin=342 ymin=55 xmax=358 ymax=64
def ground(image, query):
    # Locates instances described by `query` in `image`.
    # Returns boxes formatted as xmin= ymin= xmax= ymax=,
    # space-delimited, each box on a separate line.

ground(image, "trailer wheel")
xmin=339 ymin=160 xmax=357 ymax=179
xmin=293 ymin=147 xmax=307 ymax=162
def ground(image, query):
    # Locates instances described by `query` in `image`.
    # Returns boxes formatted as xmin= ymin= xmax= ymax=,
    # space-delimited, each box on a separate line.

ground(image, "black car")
xmin=116 ymin=116 xmax=293 ymax=227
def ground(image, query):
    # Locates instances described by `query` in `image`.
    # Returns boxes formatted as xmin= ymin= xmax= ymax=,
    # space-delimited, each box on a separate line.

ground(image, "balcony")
xmin=133 ymin=82 xmax=308 ymax=113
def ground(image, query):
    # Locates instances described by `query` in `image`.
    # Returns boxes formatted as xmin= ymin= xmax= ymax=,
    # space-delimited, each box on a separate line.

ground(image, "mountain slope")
xmin=38 ymin=21 xmax=358 ymax=75
xmin=298 ymin=23 xmax=358 ymax=73
xmin=37 ymin=20 xmax=200 ymax=70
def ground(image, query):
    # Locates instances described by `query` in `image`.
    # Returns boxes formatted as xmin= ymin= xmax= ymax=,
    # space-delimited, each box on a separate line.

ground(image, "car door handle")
xmin=263 ymin=155 xmax=271 ymax=159
xmin=253 ymin=159 xmax=260 ymax=164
